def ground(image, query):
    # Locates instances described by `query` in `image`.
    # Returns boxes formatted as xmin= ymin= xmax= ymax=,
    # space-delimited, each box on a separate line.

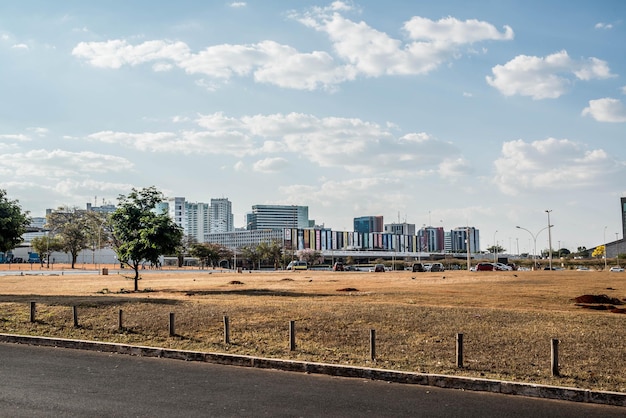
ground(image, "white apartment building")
xmin=209 ymin=198 xmax=234 ymax=233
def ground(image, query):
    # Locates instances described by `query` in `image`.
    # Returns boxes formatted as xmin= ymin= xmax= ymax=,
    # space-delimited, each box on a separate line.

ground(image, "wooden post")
xmin=72 ymin=306 xmax=79 ymax=328
xmin=29 ymin=301 xmax=36 ymax=323
xmin=551 ymin=338 xmax=560 ymax=377
xmin=118 ymin=309 xmax=123 ymax=331
xmin=289 ymin=320 xmax=296 ymax=351
xmin=169 ymin=312 xmax=175 ymax=336
xmin=223 ymin=315 xmax=230 ymax=344
xmin=370 ymin=329 xmax=376 ymax=361
xmin=456 ymin=333 xmax=464 ymax=368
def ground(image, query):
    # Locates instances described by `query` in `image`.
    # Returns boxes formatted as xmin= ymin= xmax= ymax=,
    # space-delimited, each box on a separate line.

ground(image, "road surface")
xmin=0 ymin=343 xmax=623 ymax=417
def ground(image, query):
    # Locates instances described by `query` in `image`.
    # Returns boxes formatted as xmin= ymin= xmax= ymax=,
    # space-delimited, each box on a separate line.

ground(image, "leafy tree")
xmin=592 ymin=245 xmax=605 ymax=259
xmin=486 ymin=245 xmax=506 ymax=254
xmin=257 ymin=240 xmax=283 ymax=269
xmin=240 ymin=245 xmax=261 ymax=269
xmin=31 ymin=235 xmax=64 ymax=267
xmin=110 ymin=187 xmax=183 ymax=290
xmin=46 ymin=207 xmax=102 ymax=268
xmin=0 ymin=190 xmax=30 ymax=254
xmin=190 ymin=242 xmax=232 ymax=268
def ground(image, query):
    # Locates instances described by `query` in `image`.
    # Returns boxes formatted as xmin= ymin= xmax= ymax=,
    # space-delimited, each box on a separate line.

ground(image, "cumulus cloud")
xmin=582 ymin=98 xmax=626 ymax=122
xmin=0 ymin=149 xmax=133 ymax=178
xmin=229 ymin=2 xmax=247 ymax=7
xmin=84 ymin=111 xmax=463 ymax=179
xmin=595 ymin=22 xmax=613 ymax=30
xmin=486 ymin=50 xmax=614 ymax=99
xmin=253 ymin=157 xmax=289 ymax=173
xmin=493 ymin=138 xmax=623 ymax=194
xmin=72 ymin=5 xmax=513 ymax=90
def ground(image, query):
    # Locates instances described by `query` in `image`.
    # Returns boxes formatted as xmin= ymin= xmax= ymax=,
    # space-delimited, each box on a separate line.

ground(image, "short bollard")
xmin=118 ymin=309 xmax=123 ymax=331
xmin=289 ymin=320 xmax=296 ymax=351
xmin=223 ymin=316 xmax=230 ymax=344
xmin=370 ymin=329 xmax=376 ymax=361
xmin=456 ymin=333 xmax=464 ymax=368
xmin=169 ymin=312 xmax=176 ymax=336
xmin=72 ymin=306 xmax=79 ymax=328
xmin=29 ymin=301 xmax=36 ymax=323
xmin=551 ymin=338 xmax=560 ymax=377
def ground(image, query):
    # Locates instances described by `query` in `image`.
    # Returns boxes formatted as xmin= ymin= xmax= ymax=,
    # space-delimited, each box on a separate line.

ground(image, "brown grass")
xmin=0 ymin=267 xmax=625 ymax=392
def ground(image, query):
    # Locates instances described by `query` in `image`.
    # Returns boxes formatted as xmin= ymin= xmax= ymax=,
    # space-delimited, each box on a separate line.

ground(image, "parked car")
xmin=286 ymin=260 xmax=308 ymax=270
xmin=370 ymin=263 xmax=385 ymax=272
xmin=609 ymin=266 xmax=625 ymax=272
xmin=430 ymin=262 xmax=445 ymax=272
xmin=475 ymin=263 xmax=496 ymax=271
xmin=494 ymin=262 xmax=512 ymax=271
xmin=332 ymin=262 xmax=344 ymax=271
xmin=411 ymin=263 xmax=425 ymax=272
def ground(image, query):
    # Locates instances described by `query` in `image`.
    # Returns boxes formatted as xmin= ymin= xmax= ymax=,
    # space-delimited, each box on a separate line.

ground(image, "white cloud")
xmin=0 ymin=134 xmax=31 ymax=142
xmin=85 ymin=112 xmax=462 ymax=179
xmin=229 ymin=2 xmax=247 ymax=8
xmin=493 ymin=138 xmax=623 ymax=194
xmin=0 ymin=149 xmax=133 ymax=178
xmin=11 ymin=43 xmax=28 ymax=50
xmin=72 ymin=6 xmax=513 ymax=90
xmin=486 ymin=50 xmax=614 ymax=99
xmin=621 ymin=86 xmax=626 ymax=95
xmin=595 ymin=22 xmax=613 ymax=30
xmin=582 ymin=98 xmax=626 ymax=122
xmin=253 ymin=157 xmax=289 ymax=173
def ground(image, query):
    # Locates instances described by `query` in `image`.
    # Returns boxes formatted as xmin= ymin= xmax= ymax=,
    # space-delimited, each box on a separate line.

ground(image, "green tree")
xmin=0 ymin=190 xmax=30 ymax=254
xmin=257 ymin=240 xmax=283 ymax=269
xmin=30 ymin=235 xmax=64 ymax=267
xmin=190 ymin=242 xmax=233 ymax=268
xmin=240 ymin=245 xmax=260 ymax=269
xmin=110 ymin=187 xmax=183 ymax=290
xmin=46 ymin=207 xmax=102 ymax=268
xmin=486 ymin=245 xmax=506 ymax=254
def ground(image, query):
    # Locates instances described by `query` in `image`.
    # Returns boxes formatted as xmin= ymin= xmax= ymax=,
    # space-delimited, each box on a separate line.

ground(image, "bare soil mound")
xmin=573 ymin=294 xmax=623 ymax=304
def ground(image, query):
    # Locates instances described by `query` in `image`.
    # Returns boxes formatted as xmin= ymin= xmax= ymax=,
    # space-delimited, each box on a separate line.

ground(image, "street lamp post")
xmin=604 ymin=226 xmax=608 ymax=270
xmin=545 ymin=210 xmax=553 ymax=270
xmin=516 ymin=225 xmax=552 ymax=270
xmin=493 ymin=230 xmax=498 ymax=263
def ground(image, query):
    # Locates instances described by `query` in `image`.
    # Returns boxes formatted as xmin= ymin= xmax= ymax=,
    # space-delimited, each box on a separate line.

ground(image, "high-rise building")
xmin=418 ymin=226 xmax=445 ymax=252
xmin=449 ymin=227 xmax=480 ymax=253
xmin=247 ymin=205 xmax=310 ymax=230
xmin=384 ymin=222 xmax=415 ymax=236
xmin=186 ymin=202 xmax=210 ymax=243
xmin=354 ymin=216 xmax=383 ymax=233
xmin=210 ymin=198 xmax=234 ymax=233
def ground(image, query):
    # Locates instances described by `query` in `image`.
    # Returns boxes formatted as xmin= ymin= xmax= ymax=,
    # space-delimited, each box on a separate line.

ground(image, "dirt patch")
xmin=280 ymin=278 xmax=294 ymax=281
xmin=336 ymin=287 xmax=359 ymax=292
xmin=228 ymin=280 xmax=244 ymax=285
xmin=573 ymin=294 xmax=623 ymax=304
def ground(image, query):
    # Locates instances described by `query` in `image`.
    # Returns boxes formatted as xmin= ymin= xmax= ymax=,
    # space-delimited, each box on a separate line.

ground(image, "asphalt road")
xmin=0 ymin=343 xmax=623 ymax=417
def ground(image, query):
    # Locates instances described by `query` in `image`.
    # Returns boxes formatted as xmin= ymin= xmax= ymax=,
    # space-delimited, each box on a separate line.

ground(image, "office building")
xmin=354 ymin=216 xmax=383 ymax=234
xmin=246 ymin=205 xmax=310 ymax=230
xmin=209 ymin=198 xmax=234 ymax=233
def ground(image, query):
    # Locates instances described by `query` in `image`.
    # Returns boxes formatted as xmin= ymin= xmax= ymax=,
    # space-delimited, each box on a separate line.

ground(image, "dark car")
xmin=475 ymin=263 xmax=496 ymax=271
xmin=372 ymin=264 xmax=385 ymax=272
xmin=430 ymin=263 xmax=445 ymax=272
xmin=411 ymin=263 xmax=425 ymax=272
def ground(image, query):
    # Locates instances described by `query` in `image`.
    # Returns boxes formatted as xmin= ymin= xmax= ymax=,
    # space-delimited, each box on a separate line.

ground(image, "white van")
xmin=286 ymin=260 xmax=308 ymax=270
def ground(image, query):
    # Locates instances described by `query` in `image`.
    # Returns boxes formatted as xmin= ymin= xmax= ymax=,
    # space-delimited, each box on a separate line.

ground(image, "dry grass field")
xmin=0 ymin=265 xmax=625 ymax=393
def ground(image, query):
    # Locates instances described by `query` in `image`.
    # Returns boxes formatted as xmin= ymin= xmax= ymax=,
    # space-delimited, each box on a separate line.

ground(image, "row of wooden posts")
xmin=27 ymin=301 xmax=561 ymax=377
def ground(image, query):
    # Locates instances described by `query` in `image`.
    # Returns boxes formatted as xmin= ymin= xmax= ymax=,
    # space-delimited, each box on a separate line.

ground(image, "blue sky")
xmin=1 ymin=1 xmax=625 ymax=253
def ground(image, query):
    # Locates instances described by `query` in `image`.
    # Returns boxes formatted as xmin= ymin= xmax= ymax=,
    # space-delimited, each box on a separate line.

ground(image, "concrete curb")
xmin=1 ymin=333 xmax=624 ymax=407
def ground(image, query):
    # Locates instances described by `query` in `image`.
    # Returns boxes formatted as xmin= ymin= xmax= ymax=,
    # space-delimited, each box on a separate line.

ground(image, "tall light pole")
xmin=516 ymin=225 xmax=552 ymax=270
xmin=604 ymin=226 xmax=608 ymax=270
xmin=545 ymin=210 xmax=553 ymax=270
xmin=493 ymin=230 xmax=498 ymax=262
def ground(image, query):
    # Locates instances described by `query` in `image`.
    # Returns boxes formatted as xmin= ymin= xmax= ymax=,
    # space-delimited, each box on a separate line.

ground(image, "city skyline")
xmin=1 ymin=1 xmax=625 ymax=255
